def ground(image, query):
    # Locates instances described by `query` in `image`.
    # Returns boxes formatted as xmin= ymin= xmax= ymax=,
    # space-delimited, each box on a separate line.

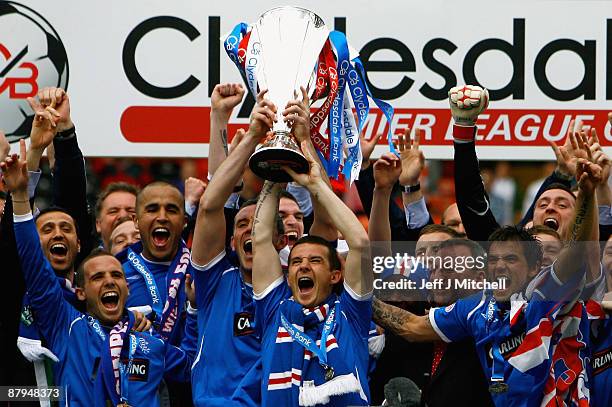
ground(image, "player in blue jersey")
xmin=18 ymin=207 xmax=80 ymax=360
xmin=252 ymin=135 xmax=373 ymax=406
xmin=2 ymin=140 xmax=193 ymax=406
xmin=188 ymin=88 xmax=284 ymax=407
xmin=188 ymin=85 xmax=336 ymax=406
xmin=115 ymin=180 xmax=192 ymax=345
xmin=14 ymin=91 xmax=88 ymax=385
xmin=374 ymin=169 xmax=598 ymax=406
xmin=371 ymin=93 xmax=604 ymax=407
xmin=589 ymin=300 xmax=611 ymax=407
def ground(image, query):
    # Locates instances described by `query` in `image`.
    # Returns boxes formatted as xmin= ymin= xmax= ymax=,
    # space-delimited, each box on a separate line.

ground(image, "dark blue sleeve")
xmin=191 ymin=251 xmax=233 ymax=311
xmin=339 ymin=283 xmax=372 ymax=337
xmin=14 ymin=215 xmax=79 ymax=359
xmin=429 ymin=294 xmax=483 ymax=343
xmin=254 ymin=277 xmax=291 ymax=337
xmin=18 ymin=293 xmax=40 ymax=340
xmin=179 ymin=309 xmax=198 ymax=360
xmin=52 ymin=130 xmax=94 ymax=264
xmin=163 ymin=343 xmax=192 ymax=382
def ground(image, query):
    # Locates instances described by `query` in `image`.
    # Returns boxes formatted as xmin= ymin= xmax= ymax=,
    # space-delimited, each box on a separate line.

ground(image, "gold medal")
xmin=324 ymin=365 xmax=335 ymax=381
xmin=488 ymin=381 xmax=509 ymax=394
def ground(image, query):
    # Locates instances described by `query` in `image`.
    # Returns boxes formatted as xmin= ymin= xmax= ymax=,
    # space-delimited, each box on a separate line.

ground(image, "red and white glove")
xmin=449 ymin=85 xmax=489 ymax=126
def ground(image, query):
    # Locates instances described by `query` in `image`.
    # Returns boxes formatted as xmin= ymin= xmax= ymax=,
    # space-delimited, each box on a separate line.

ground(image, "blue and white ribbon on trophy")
xmin=223 ymin=22 xmax=396 ymax=184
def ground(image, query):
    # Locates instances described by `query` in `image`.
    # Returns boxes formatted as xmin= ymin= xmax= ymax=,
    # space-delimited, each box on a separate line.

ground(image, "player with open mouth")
xmin=3 ymin=140 xmax=192 ymax=406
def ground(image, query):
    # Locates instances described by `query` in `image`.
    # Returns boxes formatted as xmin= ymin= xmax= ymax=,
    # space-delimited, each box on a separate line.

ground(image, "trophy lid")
xmin=258 ymin=6 xmax=326 ymax=28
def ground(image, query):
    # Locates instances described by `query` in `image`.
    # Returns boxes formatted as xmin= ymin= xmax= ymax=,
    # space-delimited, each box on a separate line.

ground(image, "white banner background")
xmin=2 ymin=0 xmax=612 ymax=159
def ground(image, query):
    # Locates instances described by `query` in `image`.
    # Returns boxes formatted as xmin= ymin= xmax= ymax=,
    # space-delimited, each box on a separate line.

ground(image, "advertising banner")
xmin=2 ymin=0 xmax=611 ymax=159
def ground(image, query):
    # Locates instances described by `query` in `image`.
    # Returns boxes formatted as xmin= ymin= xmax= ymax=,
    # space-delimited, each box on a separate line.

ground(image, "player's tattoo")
xmin=221 ymin=129 xmax=228 ymax=155
xmin=569 ymin=194 xmax=590 ymax=243
xmin=372 ymin=297 xmax=409 ymax=335
xmin=253 ymin=181 xmax=275 ymax=238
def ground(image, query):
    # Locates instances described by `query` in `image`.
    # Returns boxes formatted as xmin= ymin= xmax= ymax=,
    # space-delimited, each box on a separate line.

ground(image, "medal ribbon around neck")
xmin=280 ymin=301 xmax=340 ymax=380
xmin=126 ymin=242 xmax=189 ymax=340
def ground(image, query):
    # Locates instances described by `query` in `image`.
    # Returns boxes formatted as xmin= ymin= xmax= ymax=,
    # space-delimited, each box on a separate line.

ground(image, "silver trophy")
xmin=247 ymin=6 xmax=329 ymax=182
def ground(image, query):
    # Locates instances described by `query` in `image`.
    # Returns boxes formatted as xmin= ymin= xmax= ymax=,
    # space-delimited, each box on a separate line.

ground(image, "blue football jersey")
xmin=430 ymin=290 xmax=569 ymax=407
xmin=255 ymin=278 xmax=372 ymax=407
xmin=589 ymin=318 xmax=611 ymax=407
xmin=190 ymin=251 xmax=261 ymax=407
xmin=117 ymin=242 xmax=192 ymax=344
xmin=14 ymin=215 xmax=190 ymax=406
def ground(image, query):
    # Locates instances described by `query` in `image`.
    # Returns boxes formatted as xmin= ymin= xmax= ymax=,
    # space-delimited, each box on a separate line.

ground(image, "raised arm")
xmin=284 ymin=87 xmax=337 ymax=241
xmin=285 ymin=142 xmax=371 ymax=295
xmin=369 ymin=153 xmax=401 ymax=256
xmin=208 ymin=83 xmax=245 ymax=177
xmin=191 ymin=91 xmax=275 ymax=266
xmin=2 ymin=140 xmax=73 ymax=356
xmin=24 ymin=91 xmax=60 ymax=208
xmin=372 ymin=297 xmax=439 ymax=342
xmin=43 ymin=88 xmax=94 ymax=261
xmin=25 ymin=92 xmax=60 ymax=174
xmin=585 ymin=128 xmax=612 ymax=243
xmin=252 ymin=181 xmax=283 ymax=294
xmin=449 ymin=85 xmax=500 ymax=241
xmin=398 ymin=128 xmax=425 ymax=208
xmin=398 ymin=128 xmax=432 ymax=239
xmin=555 ymin=133 xmax=601 ymax=284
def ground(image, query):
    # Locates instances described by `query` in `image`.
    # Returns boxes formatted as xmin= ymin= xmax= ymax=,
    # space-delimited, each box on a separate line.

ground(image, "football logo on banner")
xmin=0 ymin=1 xmax=69 ymax=142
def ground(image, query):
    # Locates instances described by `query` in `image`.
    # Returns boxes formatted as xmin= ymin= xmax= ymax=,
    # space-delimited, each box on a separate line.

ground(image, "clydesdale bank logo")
xmin=0 ymin=1 xmax=69 ymax=142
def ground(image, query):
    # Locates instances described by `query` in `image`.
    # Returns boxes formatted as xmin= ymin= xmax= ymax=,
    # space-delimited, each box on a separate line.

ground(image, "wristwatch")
xmin=401 ymin=182 xmax=421 ymax=193
xmin=55 ymin=126 xmax=76 ymax=140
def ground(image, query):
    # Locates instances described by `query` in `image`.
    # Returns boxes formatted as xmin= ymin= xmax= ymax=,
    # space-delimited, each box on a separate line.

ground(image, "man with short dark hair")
xmin=527 ymin=225 xmax=563 ymax=267
xmin=278 ymin=190 xmax=304 ymax=247
xmin=188 ymin=90 xmax=286 ymax=406
xmin=252 ymin=140 xmax=372 ymax=405
xmin=18 ymin=207 xmax=82 ymax=377
xmin=3 ymin=141 xmax=192 ymax=406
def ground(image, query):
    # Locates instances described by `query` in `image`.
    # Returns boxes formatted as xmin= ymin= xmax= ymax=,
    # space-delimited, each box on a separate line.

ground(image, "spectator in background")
xmin=94 ymin=182 xmax=138 ymax=249
xmin=108 ymin=216 xmax=140 ymax=256
xmin=527 ymin=225 xmax=562 ymax=267
xmin=440 ymin=203 xmax=465 ymax=236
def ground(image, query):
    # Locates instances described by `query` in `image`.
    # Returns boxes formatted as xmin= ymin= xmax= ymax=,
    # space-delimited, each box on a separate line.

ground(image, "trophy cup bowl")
xmin=247 ymin=6 xmax=329 ymax=182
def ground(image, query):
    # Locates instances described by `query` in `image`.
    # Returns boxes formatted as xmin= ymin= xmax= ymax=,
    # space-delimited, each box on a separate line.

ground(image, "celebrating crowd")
xmin=0 ymin=81 xmax=611 ymax=407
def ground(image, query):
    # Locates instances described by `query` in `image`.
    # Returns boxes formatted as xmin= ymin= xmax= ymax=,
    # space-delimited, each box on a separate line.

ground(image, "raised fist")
xmin=448 ymin=85 xmax=489 ymax=127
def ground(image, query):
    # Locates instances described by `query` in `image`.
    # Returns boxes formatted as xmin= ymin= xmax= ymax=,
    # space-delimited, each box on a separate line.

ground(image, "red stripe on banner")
xmin=119 ymin=106 xmax=612 ymax=147
xmin=360 ymin=108 xmax=612 ymax=146
xmin=120 ymin=106 xmax=248 ymax=143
